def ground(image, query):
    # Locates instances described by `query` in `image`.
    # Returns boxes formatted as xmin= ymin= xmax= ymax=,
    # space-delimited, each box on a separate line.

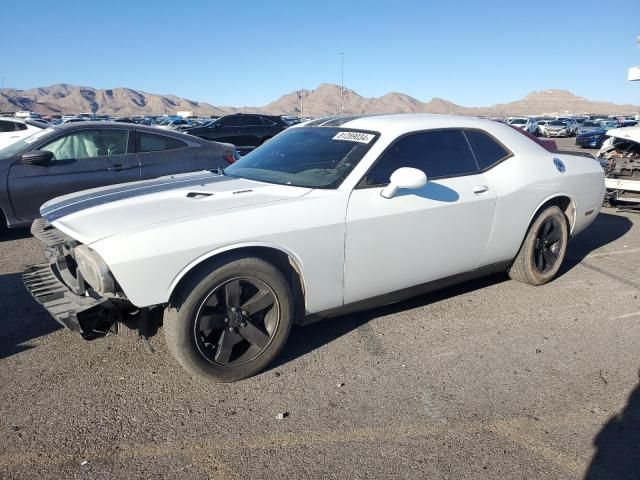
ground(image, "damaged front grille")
xmin=31 ymin=218 xmax=85 ymax=295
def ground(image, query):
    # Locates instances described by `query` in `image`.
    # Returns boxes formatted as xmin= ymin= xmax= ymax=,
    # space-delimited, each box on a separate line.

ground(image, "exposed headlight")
xmin=74 ymin=245 xmax=116 ymax=294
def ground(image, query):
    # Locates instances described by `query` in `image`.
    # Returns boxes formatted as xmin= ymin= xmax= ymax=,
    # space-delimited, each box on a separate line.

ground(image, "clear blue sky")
xmin=2 ymin=0 xmax=639 ymax=107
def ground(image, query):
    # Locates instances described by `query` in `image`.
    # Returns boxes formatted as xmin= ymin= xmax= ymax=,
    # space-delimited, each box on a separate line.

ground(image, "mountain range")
xmin=1 ymin=83 xmax=638 ymax=117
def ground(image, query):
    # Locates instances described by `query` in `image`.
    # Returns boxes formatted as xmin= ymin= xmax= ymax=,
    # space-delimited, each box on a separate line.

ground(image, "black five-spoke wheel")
xmin=533 ymin=217 xmax=563 ymax=274
xmin=195 ymin=277 xmax=279 ymax=366
xmin=164 ymin=255 xmax=294 ymax=382
xmin=509 ymin=205 xmax=569 ymax=286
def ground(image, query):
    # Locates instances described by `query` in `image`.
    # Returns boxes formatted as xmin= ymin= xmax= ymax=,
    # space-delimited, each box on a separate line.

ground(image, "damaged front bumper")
xmin=23 ymin=219 xmax=128 ymax=339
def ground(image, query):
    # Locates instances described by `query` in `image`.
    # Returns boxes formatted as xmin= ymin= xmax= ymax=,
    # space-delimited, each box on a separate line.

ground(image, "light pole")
xmin=340 ymin=52 xmax=344 ymax=114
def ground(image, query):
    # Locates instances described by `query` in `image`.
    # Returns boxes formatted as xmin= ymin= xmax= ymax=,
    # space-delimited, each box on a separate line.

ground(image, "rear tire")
xmin=163 ymin=255 xmax=294 ymax=382
xmin=509 ymin=206 xmax=568 ymax=285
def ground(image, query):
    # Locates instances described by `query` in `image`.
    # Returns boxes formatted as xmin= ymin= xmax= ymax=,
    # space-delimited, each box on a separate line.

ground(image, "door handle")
xmin=473 ymin=185 xmax=489 ymax=194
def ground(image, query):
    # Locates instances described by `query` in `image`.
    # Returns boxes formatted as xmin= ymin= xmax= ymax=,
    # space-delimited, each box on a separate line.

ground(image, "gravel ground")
xmin=0 ymin=137 xmax=638 ymax=479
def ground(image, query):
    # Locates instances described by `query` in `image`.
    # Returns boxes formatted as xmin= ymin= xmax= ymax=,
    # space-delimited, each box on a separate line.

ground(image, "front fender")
xmin=166 ymin=241 xmax=308 ymax=308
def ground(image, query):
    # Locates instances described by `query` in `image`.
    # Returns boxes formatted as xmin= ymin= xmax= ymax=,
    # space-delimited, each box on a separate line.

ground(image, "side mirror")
xmin=20 ymin=150 xmax=54 ymax=166
xmin=380 ymin=167 xmax=427 ymax=199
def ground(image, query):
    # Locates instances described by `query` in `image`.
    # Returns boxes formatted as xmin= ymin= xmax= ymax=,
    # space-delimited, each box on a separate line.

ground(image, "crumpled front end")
xmin=599 ymin=137 xmax=640 ymax=202
xmin=23 ymin=218 xmax=134 ymax=339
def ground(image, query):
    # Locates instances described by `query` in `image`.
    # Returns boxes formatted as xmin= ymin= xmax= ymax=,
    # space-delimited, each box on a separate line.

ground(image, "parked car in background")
xmin=556 ymin=117 xmax=578 ymax=136
xmin=154 ymin=118 xmax=191 ymax=131
xmin=0 ymin=122 xmax=237 ymax=229
xmin=24 ymin=114 xmax=604 ymax=382
xmin=507 ymin=117 xmax=538 ymax=135
xmin=0 ymin=118 xmax=45 ymax=150
xmin=536 ymin=120 xmax=551 ymax=137
xmin=543 ymin=120 xmax=571 ymax=138
xmin=281 ymin=116 xmax=302 ymax=126
xmin=575 ymin=129 xmax=609 ymax=148
xmin=577 ymin=120 xmax=605 ymax=136
xmin=184 ymin=113 xmax=289 ymax=151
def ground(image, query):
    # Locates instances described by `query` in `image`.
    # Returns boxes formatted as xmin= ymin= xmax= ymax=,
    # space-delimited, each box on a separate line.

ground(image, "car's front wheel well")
xmin=170 ymin=247 xmax=306 ymax=322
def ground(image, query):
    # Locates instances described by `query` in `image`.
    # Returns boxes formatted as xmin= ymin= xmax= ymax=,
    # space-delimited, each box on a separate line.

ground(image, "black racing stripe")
xmin=319 ymin=115 xmax=370 ymax=126
xmin=304 ymin=116 xmax=339 ymax=126
xmin=42 ymin=173 xmax=229 ymax=223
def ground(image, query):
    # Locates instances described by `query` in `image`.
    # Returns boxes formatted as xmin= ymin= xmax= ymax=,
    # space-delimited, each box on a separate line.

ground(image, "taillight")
xmin=224 ymin=152 xmax=236 ymax=164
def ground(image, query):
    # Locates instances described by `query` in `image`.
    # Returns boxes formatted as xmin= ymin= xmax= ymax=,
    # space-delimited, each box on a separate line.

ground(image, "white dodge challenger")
xmin=24 ymin=114 xmax=605 ymax=382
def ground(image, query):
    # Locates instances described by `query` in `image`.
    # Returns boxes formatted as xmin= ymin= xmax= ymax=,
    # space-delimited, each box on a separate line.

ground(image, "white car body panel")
xmin=0 ymin=119 xmax=43 ymax=150
xmin=344 ymin=173 xmax=496 ymax=304
xmin=42 ymin=114 xmax=605 ymax=314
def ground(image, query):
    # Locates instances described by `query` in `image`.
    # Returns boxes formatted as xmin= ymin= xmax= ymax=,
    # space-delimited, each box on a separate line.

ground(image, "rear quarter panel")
xmin=480 ymin=150 xmax=604 ymax=266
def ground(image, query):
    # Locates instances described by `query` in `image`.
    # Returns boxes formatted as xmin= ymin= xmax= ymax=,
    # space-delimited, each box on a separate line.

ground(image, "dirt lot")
xmin=0 ymin=137 xmax=638 ymax=479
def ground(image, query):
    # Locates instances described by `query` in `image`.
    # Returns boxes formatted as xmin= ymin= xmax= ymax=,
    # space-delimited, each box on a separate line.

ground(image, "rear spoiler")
xmin=556 ymin=150 xmax=595 ymax=159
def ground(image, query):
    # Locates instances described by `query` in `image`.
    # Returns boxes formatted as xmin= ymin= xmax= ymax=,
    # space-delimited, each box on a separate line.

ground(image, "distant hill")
xmin=0 ymin=83 xmax=638 ymax=117
xmin=0 ymin=84 xmax=227 ymax=117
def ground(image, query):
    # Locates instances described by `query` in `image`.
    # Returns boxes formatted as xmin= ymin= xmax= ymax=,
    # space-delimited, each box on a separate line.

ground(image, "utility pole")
xmin=0 ymin=78 xmax=5 ymax=113
xmin=299 ymin=81 xmax=304 ymax=118
xmin=340 ymin=52 xmax=344 ymax=114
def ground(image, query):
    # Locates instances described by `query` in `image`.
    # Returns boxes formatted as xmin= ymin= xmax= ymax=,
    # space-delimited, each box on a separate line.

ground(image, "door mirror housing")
xmin=20 ymin=150 xmax=54 ymax=166
xmin=380 ymin=167 xmax=428 ymax=199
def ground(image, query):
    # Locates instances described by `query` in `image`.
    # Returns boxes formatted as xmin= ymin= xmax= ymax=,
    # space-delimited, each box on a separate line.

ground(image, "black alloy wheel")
xmin=508 ymin=205 xmax=569 ymax=286
xmin=533 ymin=217 xmax=563 ymax=274
xmin=194 ymin=277 xmax=279 ymax=366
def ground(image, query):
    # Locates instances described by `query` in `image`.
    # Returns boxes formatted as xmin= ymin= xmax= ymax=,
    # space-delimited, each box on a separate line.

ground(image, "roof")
xmin=299 ymin=113 xmax=550 ymax=155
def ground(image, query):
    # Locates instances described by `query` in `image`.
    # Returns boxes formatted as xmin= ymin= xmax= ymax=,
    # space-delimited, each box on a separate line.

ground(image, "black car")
xmin=184 ymin=113 xmax=288 ymax=151
xmin=0 ymin=122 xmax=237 ymax=229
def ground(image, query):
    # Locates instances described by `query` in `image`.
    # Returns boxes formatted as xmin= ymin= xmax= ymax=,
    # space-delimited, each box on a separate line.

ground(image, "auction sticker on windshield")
xmin=332 ymin=131 xmax=375 ymax=144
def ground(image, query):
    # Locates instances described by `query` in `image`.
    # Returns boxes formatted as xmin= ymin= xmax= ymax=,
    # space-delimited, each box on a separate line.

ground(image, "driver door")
xmin=343 ymin=129 xmax=497 ymax=304
xmin=8 ymin=128 xmax=140 ymax=222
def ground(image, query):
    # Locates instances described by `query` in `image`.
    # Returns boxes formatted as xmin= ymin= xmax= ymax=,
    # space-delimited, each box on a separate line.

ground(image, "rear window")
xmin=138 ymin=132 xmax=187 ymax=152
xmin=464 ymin=130 xmax=511 ymax=170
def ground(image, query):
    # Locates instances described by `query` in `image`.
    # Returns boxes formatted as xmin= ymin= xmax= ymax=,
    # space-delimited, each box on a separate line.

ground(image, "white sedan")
xmin=0 ymin=117 xmax=44 ymax=150
xmin=24 ymin=114 xmax=605 ymax=382
xmin=507 ymin=117 xmax=538 ymax=134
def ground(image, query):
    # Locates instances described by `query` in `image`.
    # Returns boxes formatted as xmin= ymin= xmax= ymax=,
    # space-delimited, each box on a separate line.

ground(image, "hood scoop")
xmin=186 ymin=192 xmax=214 ymax=199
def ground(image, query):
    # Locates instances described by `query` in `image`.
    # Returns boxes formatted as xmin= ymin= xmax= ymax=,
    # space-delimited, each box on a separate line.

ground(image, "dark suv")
xmin=184 ymin=114 xmax=288 ymax=150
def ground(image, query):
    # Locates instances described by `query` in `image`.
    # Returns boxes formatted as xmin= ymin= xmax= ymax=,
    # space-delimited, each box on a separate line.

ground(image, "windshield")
xmin=583 ymin=121 xmax=599 ymax=127
xmin=224 ymin=127 xmax=379 ymax=189
xmin=510 ymin=119 xmax=526 ymax=125
xmin=549 ymin=121 xmax=566 ymax=126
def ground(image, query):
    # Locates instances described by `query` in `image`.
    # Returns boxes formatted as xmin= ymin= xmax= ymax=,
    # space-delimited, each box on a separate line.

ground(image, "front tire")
xmin=509 ymin=206 xmax=568 ymax=285
xmin=163 ymin=255 xmax=294 ymax=382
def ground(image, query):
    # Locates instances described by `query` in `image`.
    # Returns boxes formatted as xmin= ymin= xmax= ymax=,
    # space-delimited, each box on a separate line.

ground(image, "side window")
xmin=16 ymin=122 xmax=27 ymax=131
xmin=219 ymin=116 xmax=240 ymax=127
xmin=0 ymin=121 xmax=17 ymax=133
xmin=243 ymin=115 xmax=262 ymax=126
xmin=464 ymin=130 xmax=511 ymax=170
xmin=138 ymin=132 xmax=187 ymax=152
xmin=41 ymin=129 xmax=129 ymax=161
xmin=363 ymin=130 xmax=478 ymax=186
